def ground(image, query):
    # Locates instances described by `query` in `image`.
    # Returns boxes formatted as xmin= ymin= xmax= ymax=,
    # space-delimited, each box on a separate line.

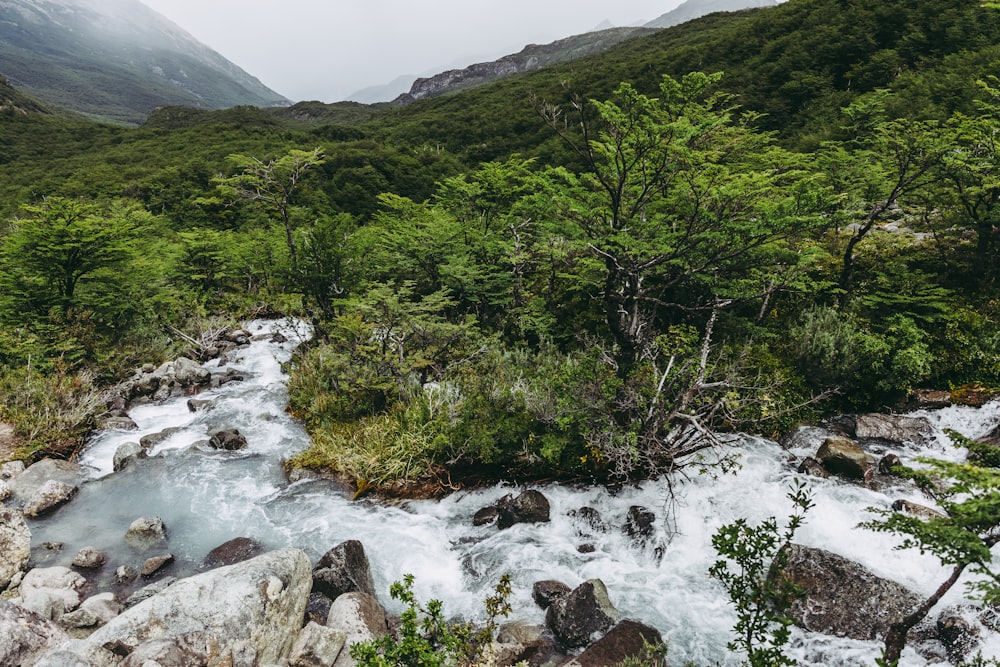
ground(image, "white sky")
xmin=139 ymin=1 xmax=682 ymax=103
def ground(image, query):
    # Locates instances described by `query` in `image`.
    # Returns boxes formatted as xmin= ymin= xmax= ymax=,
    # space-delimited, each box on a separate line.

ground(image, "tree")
xmin=0 ymin=197 xmax=150 ymax=318
xmin=861 ymin=432 xmax=1000 ymax=664
xmin=214 ymin=147 xmax=326 ymax=275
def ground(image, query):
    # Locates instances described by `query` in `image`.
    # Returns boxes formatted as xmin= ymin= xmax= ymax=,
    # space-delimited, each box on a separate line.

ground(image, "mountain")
xmin=346 ymin=75 xmax=420 ymax=105
xmin=0 ymin=0 xmax=288 ymax=124
xmin=392 ymin=27 xmax=655 ymax=105
xmin=644 ymin=0 xmax=782 ymax=29
xmin=0 ymin=72 xmax=50 ymax=115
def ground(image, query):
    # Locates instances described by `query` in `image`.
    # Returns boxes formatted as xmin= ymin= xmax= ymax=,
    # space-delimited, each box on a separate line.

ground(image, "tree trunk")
xmin=882 ymin=563 xmax=966 ymax=664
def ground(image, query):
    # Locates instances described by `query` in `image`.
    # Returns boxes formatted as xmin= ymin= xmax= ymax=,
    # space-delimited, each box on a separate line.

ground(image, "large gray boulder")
xmin=79 ymin=548 xmax=312 ymax=666
xmin=545 ymin=579 xmax=620 ymax=649
xmin=17 ymin=566 xmax=88 ymax=621
xmin=312 ymin=540 xmax=376 ymax=600
xmin=171 ymin=356 xmax=211 ymax=387
xmin=326 ymin=592 xmax=388 ymax=667
xmin=289 ymin=621 xmax=347 ymax=667
xmin=775 ymin=544 xmax=923 ymax=640
xmin=562 ymin=619 xmax=663 ymax=667
xmin=9 ymin=458 xmax=83 ymax=502
xmin=0 ymin=599 xmax=70 ymax=666
xmin=496 ymin=490 xmax=551 ymax=530
xmin=0 ymin=507 xmax=30 ymax=590
xmin=125 ymin=516 xmax=167 ymax=549
xmin=816 ymin=436 xmax=874 ymax=480
xmin=23 ymin=479 xmax=78 ymax=518
xmin=854 ymin=413 xmax=934 ymax=446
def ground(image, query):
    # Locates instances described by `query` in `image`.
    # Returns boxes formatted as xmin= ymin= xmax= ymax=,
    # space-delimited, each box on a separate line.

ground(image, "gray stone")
xmin=78 ymin=593 xmax=121 ymax=626
xmin=88 ymin=549 xmax=312 ymax=666
xmin=125 ymin=516 xmax=167 ymax=548
xmin=562 ymin=619 xmax=664 ymax=667
xmin=114 ymin=565 xmax=138 ymax=585
xmin=59 ymin=607 xmax=100 ymax=629
xmin=19 ymin=566 xmax=87 ymax=620
xmin=112 ymin=442 xmax=145 ymax=472
xmin=9 ymin=458 xmax=83 ymax=502
xmin=208 ymin=428 xmax=248 ymax=450
xmin=23 ymin=479 xmax=78 ymax=517
xmin=623 ymin=506 xmax=655 ymax=542
xmin=172 ymin=356 xmax=211 ymax=386
xmin=891 ymin=498 xmax=947 ymax=519
xmin=326 ymin=592 xmax=388 ymax=667
xmin=124 ymin=577 xmax=178 ymax=608
xmin=775 ymin=544 xmax=923 ymax=640
xmin=33 ymin=639 xmax=119 ymax=667
xmin=97 ymin=416 xmax=138 ymax=431
xmin=140 ymin=553 xmax=174 ymax=578
xmin=203 ymin=536 xmax=264 ymax=568
xmin=312 ymin=540 xmax=376 ymax=600
xmin=0 ymin=507 xmax=30 ymax=590
xmin=816 ymin=435 xmax=874 ymax=480
xmin=72 ymin=546 xmax=106 ymax=570
xmin=119 ymin=631 xmax=217 ymax=667
xmin=854 ymin=413 xmax=933 ymax=446
xmin=533 ymin=580 xmax=571 ymax=610
xmin=0 ymin=601 xmax=71 ymax=667
xmin=289 ymin=621 xmax=347 ymax=667
xmin=0 ymin=459 xmax=26 ymax=481
xmin=545 ymin=579 xmax=620 ymax=648
xmin=797 ymin=456 xmax=831 ymax=479
xmin=496 ymin=489 xmax=551 ymax=530
xmin=139 ymin=428 xmax=182 ymax=449
xmin=937 ymin=608 xmax=981 ymax=663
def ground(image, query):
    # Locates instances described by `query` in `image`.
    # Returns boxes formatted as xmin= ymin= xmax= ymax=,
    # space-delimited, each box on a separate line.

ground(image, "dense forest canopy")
xmin=1 ymin=0 xmax=999 ymax=487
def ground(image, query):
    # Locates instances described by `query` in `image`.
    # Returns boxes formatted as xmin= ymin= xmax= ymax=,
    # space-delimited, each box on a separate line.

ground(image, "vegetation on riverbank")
xmin=2 ymin=0 xmax=1000 ymax=489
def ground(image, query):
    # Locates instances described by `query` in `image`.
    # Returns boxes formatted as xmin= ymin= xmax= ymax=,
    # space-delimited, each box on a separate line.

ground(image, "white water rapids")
xmin=26 ymin=319 xmax=1000 ymax=666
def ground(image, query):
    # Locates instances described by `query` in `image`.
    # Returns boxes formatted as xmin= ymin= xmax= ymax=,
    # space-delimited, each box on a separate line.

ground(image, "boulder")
xmin=23 ymin=479 xmax=78 ymax=517
xmin=562 ymin=619 xmax=663 ymax=667
xmin=172 ymin=356 xmax=211 ymax=387
xmin=112 ymin=442 xmax=146 ymax=472
xmin=0 ymin=598 xmax=70 ymax=666
xmin=18 ymin=566 xmax=88 ymax=621
xmin=815 ymin=436 xmax=874 ymax=480
xmin=118 ymin=631 xmax=218 ymax=667
xmin=473 ymin=506 xmax=500 ymax=526
xmin=0 ymin=479 xmax=10 ymax=501
xmin=186 ymin=398 xmax=216 ymax=413
xmin=9 ymin=458 xmax=83 ymax=502
xmin=496 ymin=490 xmax=551 ymax=530
xmin=937 ymin=608 xmax=981 ymax=663
xmin=125 ymin=516 xmax=167 ymax=548
xmin=326 ymin=592 xmax=388 ymax=667
xmin=532 ymin=580 xmax=571 ymax=610
xmin=568 ymin=507 xmax=608 ymax=534
xmin=72 ymin=547 xmax=106 ymax=570
xmin=77 ymin=593 xmax=121 ymax=627
xmin=208 ymin=428 xmax=248 ymax=451
xmin=495 ymin=621 xmax=563 ymax=666
xmin=114 ymin=566 xmax=138 ymax=585
xmin=203 ymin=536 xmax=264 ymax=569
xmin=774 ymin=544 xmax=923 ymax=640
xmin=623 ymin=506 xmax=655 ymax=542
xmin=797 ymin=456 xmax=830 ymax=479
xmin=305 ymin=592 xmax=333 ymax=626
xmin=139 ymin=427 xmax=182 ymax=449
xmin=96 ymin=416 xmax=138 ymax=431
xmin=124 ymin=577 xmax=177 ymax=608
xmin=854 ymin=413 xmax=933 ymax=446
xmin=141 ymin=553 xmax=174 ymax=578
xmin=905 ymin=389 xmax=952 ymax=410
xmin=0 ymin=507 xmax=31 ymax=590
xmin=0 ymin=459 xmax=26 ymax=481
xmin=86 ymin=549 xmax=312 ymax=666
xmin=59 ymin=606 xmax=102 ymax=630
xmin=312 ymin=540 xmax=376 ymax=600
xmin=545 ymin=579 xmax=620 ymax=649
xmin=33 ymin=639 xmax=119 ymax=667
xmin=891 ymin=499 xmax=947 ymax=519
xmin=779 ymin=425 xmax=833 ymax=451
xmin=289 ymin=621 xmax=347 ymax=667
xmin=879 ymin=453 xmax=903 ymax=475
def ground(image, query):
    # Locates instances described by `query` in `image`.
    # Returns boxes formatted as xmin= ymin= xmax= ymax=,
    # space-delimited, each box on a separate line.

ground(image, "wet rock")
xmin=58 ymin=606 xmax=101 ymax=629
xmin=891 ymin=498 xmax=947 ymax=519
xmin=496 ymin=489 xmax=551 ymax=530
xmin=496 ymin=621 xmax=563 ymax=667
xmin=23 ymin=479 xmax=78 ymax=517
xmin=532 ymin=580 xmax=571 ymax=610
xmin=124 ymin=577 xmax=177 ymax=608
xmin=139 ymin=427 xmax=182 ymax=449
xmin=96 ymin=416 xmax=138 ymax=431
xmin=1 ymin=459 xmax=26 ymax=481
xmin=9 ymin=458 xmax=83 ymax=502
xmin=118 ymin=631 xmax=217 ymax=667
xmin=140 ymin=553 xmax=174 ymax=578
xmin=88 ymin=549 xmax=312 ymax=666
xmin=937 ymin=608 xmax=981 ymax=662
xmin=473 ymin=505 xmax=500 ymax=526
xmin=305 ymin=592 xmax=334 ymax=626
xmin=112 ymin=442 xmax=146 ymax=472
xmin=854 ymin=413 xmax=934 ymax=446
xmin=569 ymin=506 xmax=608 ymax=534
xmin=72 ymin=547 xmax=106 ymax=570
xmin=18 ymin=566 xmax=87 ymax=621
xmin=172 ymin=356 xmax=211 ymax=387
xmin=797 ymin=456 xmax=831 ymax=479
xmin=290 ymin=620 xmax=347 ymax=667
xmin=326 ymin=592 xmax=388 ymax=667
xmin=0 ymin=507 xmax=31 ymax=590
xmin=577 ymin=543 xmax=596 ymax=553
xmin=0 ymin=599 xmax=70 ymax=666
xmin=312 ymin=540 xmax=376 ymax=601
xmin=905 ymin=389 xmax=952 ymax=410
xmin=209 ymin=428 xmax=248 ymax=451
xmin=186 ymin=398 xmax=215 ymax=412
xmin=563 ymin=619 xmax=663 ymax=667
xmin=114 ymin=566 xmax=138 ymax=585
xmin=879 ymin=453 xmax=903 ymax=475
xmin=203 ymin=536 xmax=263 ymax=568
xmin=774 ymin=544 xmax=922 ymax=640
xmin=125 ymin=516 xmax=167 ymax=548
xmin=77 ymin=592 xmax=121 ymax=627
xmin=816 ymin=436 xmax=874 ymax=480
xmin=545 ymin=579 xmax=620 ymax=648
xmin=624 ymin=506 xmax=655 ymax=542
xmin=214 ymin=368 xmax=247 ymax=387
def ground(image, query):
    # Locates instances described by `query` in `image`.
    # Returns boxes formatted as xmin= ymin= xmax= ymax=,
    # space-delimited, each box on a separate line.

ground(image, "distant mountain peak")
xmin=644 ymin=0 xmax=782 ymax=29
xmin=0 ymin=0 xmax=288 ymax=123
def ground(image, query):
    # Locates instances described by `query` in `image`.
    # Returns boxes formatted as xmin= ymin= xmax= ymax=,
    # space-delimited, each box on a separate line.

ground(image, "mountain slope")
xmin=644 ymin=0 xmax=782 ymax=29
xmin=0 ymin=0 xmax=288 ymax=124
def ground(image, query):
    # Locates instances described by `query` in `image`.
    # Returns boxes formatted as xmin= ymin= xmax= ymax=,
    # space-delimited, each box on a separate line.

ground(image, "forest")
xmin=1 ymin=0 xmax=1000 ymax=495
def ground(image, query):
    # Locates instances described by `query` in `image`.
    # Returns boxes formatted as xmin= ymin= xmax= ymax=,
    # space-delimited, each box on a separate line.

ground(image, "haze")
xmin=139 ymin=1 xmax=682 ymax=103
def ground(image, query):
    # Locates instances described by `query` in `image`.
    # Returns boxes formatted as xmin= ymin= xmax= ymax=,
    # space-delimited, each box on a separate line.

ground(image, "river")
xmin=25 ymin=318 xmax=1000 ymax=666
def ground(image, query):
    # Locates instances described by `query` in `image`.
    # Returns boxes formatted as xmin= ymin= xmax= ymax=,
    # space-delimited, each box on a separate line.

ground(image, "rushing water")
xmin=25 ymin=319 xmax=1000 ymax=666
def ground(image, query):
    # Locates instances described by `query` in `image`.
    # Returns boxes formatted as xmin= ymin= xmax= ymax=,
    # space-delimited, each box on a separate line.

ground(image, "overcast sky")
xmin=139 ymin=1 xmax=682 ymax=103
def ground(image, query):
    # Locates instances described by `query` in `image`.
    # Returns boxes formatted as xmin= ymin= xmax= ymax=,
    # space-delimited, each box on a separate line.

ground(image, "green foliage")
xmin=709 ymin=481 xmax=814 ymax=667
xmin=350 ymin=574 xmax=513 ymax=667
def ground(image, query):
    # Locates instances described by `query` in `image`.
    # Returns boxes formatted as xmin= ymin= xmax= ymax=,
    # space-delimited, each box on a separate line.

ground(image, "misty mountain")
xmin=644 ymin=0 xmax=783 ymax=29
xmin=0 ymin=0 xmax=288 ymax=124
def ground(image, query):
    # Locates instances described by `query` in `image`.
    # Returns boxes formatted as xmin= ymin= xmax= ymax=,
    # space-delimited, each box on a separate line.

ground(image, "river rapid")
xmin=25 ymin=318 xmax=1000 ymax=666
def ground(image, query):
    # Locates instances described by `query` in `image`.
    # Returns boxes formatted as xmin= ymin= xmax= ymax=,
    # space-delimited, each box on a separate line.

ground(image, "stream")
xmin=24 ymin=318 xmax=1000 ymax=666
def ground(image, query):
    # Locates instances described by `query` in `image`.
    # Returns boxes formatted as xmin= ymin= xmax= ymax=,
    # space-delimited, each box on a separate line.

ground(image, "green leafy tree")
xmin=710 ymin=481 xmax=814 ymax=667
xmin=861 ymin=432 xmax=1000 ymax=665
